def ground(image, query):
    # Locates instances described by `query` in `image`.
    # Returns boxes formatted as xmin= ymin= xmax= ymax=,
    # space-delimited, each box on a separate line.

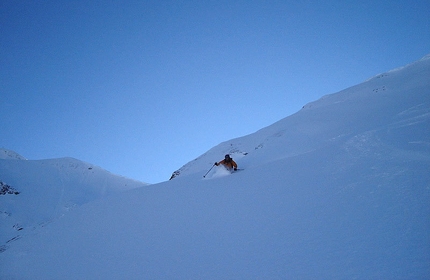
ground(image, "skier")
xmin=215 ymin=154 xmax=238 ymax=171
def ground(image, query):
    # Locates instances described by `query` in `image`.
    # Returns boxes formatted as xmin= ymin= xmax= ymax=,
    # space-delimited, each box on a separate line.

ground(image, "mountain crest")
xmin=0 ymin=148 xmax=26 ymax=160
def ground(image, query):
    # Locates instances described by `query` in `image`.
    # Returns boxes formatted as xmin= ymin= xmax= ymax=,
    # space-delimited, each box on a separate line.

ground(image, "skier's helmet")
xmin=225 ymin=154 xmax=230 ymax=159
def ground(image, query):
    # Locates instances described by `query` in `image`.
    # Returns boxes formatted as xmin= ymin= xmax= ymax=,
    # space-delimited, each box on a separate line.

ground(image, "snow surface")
xmin=1 ymin=55 xmax=430 ymax=279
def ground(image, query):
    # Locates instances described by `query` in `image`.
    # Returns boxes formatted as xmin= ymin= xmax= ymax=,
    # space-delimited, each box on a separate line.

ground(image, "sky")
xmin=1 ymin=0 xmax=429 ymax=183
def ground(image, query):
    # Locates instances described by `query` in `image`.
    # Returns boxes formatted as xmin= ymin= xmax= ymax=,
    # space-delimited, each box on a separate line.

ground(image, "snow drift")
xmin=1 ymin=55 xmax=429 ymax=279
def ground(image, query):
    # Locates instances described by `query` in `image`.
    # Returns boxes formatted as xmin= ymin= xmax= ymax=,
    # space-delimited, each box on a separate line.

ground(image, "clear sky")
xmin=1 ymin=0 xmax=429 ymax=183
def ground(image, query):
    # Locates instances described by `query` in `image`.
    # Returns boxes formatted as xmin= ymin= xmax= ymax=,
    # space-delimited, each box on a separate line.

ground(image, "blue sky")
xmin=1 ymin=0 xmax=429 ymax=183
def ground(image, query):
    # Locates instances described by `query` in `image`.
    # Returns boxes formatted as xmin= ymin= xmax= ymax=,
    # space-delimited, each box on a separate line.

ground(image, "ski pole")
xmin=203 ymin=164 xmax=216 ymax=178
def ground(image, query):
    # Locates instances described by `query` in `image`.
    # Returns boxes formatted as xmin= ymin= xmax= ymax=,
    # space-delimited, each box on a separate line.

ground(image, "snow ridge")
xmin=172 ymin=53 xmax=430 ymax=179
xmin=0 ymin=148 xmax=26 ymax=160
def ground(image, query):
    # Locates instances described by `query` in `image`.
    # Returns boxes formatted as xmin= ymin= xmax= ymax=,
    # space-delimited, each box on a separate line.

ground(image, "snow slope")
xmin=173 ymin=54 xmax=430 ymax=179
xmin=0 ymin=148 xmax=27 ymax=160
xmin=0 ymin=151 xmax=147 ymax=253
xmin=1 ymin=55 xmax=430 ymax=279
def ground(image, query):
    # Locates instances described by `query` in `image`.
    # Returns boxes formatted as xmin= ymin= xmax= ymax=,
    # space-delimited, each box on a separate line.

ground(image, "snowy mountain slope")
xmin=0 ymin=152 xmax=148 ymax=253
xmin=1 ymin=55 xmax=430 ymax=279
xmin=172 ymin=54 xmax=430 ymax=179
xmin=0 ymin=148 xmax=27 ymax=160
